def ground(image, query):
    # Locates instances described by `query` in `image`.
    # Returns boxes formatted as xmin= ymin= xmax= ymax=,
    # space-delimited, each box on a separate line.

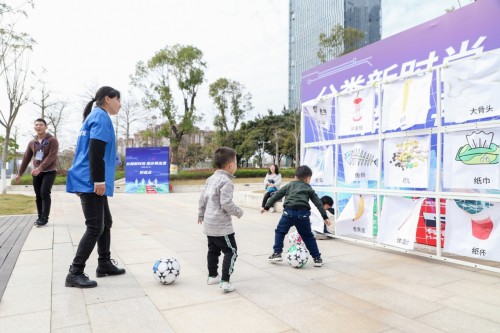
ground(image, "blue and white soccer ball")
xmin=286 ymin=244 xmax=309 ymax=268
xmin=153 ymin=257 xmax=180 ymax=284
xmin=288 ymin=231 xmax=304 ymax=246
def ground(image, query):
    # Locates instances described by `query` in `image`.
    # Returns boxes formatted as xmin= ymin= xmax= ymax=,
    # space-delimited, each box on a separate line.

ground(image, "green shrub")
xmin=15 ymin=167 xmax=295 ymax=184
xmin=116 ymin=170 xmax=125 ymax=179
xmin=16 ymin=170 xmax=125 ymax=186
xmin=169 ymin=168 xmax=296 ymax=180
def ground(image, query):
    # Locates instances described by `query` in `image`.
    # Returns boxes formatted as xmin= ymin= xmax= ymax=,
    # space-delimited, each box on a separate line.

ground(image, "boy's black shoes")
xmin=268 ymin=253 xmax=283 ymax=262
xmin=313 ymin=257 xmax=323 ymax=267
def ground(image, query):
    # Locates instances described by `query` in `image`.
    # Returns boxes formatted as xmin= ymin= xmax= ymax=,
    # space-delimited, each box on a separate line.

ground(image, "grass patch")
xmin=0 ymin=194 xmax=37 ymax=215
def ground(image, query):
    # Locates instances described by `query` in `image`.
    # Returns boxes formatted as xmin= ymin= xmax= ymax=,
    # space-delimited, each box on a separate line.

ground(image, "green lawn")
xmin=0 ymin=194 xmax=37 ymax=215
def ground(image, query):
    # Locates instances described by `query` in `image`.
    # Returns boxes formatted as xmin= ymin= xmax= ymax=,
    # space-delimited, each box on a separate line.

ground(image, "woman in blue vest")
xmin=65 ymin=86 xmax=126 ymax=288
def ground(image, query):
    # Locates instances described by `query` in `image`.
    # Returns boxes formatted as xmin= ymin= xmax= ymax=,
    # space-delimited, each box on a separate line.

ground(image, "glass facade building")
xmin=288 ymin=0 xmax=381 ymax=111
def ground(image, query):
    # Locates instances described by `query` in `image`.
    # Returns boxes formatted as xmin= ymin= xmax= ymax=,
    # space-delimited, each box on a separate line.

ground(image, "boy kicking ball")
xmin=260 ymin=165 xmax=330 ymax=267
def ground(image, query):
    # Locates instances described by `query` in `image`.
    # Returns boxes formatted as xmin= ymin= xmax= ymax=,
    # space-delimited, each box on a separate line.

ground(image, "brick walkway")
xmin=0 ymin=215 xmax=36 ymax=300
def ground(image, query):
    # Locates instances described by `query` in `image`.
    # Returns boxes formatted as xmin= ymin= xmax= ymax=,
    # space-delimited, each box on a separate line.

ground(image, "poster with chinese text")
xmin=377 ymin=196 xmax=425 ymax=250
xmin=443 ymin=129 xmax=500 ymax=189
xmin=442 ymin=50 xmax=500 ymax=124
xmin=444 ymin=200 xmax=500 ymax=262
xmin=383 ymin=136 xmax=430 ymax=188
xmin=381 ymin=73 xmax=432 ymax=132
xmin=336 ymin=194 xmax=374 ymax=238
xmin=125 ymin=147 xmax=170 ymax=194
xmin=337 ymin=88 xmax=375 ymax=136
xmin=302 ymin=145 xmax=334 ymax=186
xmin=302 ymin=97 xmax=334 ymax=143
xmin=341 ymin=141 xmax=379 ymax=183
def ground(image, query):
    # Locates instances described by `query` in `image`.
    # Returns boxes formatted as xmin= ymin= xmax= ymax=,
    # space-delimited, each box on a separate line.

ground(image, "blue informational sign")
xmin=125 ymin=147 xmax=170 ymax=194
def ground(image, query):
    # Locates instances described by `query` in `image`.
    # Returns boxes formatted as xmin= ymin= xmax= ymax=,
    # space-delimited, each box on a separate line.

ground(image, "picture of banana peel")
xmin=353 ymin=194 xmax=365 ymax=221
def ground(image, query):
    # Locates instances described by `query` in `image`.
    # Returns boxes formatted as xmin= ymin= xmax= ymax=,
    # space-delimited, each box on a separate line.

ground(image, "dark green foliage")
xmin=209 ymin=77 xmax=253 ymax=147
xmin=170 ymin=168 xmax=295 ymax=181
xmin=233 ymin=107 xmax=300 ymax=166
xmin=130 ymin=44 xmax=206 ymax=165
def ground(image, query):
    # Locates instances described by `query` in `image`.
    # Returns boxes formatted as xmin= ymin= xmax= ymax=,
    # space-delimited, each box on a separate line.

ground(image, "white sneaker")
xmin=269 ymin=207 xmax=275 ymax=213
xmin=207 ymin=275 xmax=220 ymax=285
xmin=220 ymin=281 xmax=235 ymax=292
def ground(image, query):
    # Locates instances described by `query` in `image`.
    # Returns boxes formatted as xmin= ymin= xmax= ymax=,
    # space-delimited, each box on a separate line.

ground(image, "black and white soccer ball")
xmin=153 ymin=257 xmax=180 ymax=284
xmin=286 ymin=244 xmax=309 ymax=268
xmin=288 ymin=231 xmax=304 ymax=246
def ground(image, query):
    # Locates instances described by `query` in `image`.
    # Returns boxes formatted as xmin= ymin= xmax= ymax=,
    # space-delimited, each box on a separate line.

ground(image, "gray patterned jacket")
xmin=198 ymin=170 xmax=244 ymax=236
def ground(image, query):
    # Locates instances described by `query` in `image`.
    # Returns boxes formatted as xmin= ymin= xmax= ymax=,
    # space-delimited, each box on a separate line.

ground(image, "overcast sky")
xmin=6 ymin=0 xmax=472 ymax=149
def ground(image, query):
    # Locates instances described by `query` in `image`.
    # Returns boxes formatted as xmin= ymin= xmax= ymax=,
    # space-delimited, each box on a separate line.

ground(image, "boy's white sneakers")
xmin=207 ymin=275 xmax=221 ymax=285
xmin=220 ymin=281 xmax=235 ymax=292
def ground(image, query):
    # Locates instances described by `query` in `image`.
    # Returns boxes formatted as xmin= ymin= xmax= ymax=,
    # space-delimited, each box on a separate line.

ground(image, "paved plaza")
xmin=1 ymin=189 xmax=500 ymax=332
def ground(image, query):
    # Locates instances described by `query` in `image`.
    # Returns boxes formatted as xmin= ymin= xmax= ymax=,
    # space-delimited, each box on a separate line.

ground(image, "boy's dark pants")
xmin=207 ymin=233 xmax=237 ymax=282
xmin=32 ymin=170 xmax=56 ymax=219
xmin=273 ymin=208 xmax=321 ymax=258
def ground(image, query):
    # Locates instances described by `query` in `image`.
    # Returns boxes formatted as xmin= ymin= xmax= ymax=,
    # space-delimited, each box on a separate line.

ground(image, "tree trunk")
xmin=1 ymin=134 xmax=10 ymax=194
xmin=274 ymin=131 xmax=279 ymax=166
xmin=170 ymin=140 xmax=180 ymax=166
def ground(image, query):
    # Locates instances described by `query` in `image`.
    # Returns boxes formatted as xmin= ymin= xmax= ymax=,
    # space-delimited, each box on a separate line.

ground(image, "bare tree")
xmin=117 ymin=97 xmax=147 ymax=146
xmin=0 ymin=1 xmax=35 ymax=75
xmin=0 ymin=48 xmax=33 ymax=192
xmin=0 ymin=1 xmax=35 ymax=191
xmin=45 ymin=101 xmax=67 ymax=139
xmin=32 ymin=76 xmax=58 ymax=119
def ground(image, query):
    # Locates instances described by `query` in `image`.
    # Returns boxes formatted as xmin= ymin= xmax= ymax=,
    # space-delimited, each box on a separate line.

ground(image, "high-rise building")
xmin=288 ymin=0 xmax=381 ymax=111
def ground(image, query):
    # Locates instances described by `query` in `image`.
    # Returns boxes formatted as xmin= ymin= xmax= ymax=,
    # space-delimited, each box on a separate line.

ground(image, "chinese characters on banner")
xmin=445 ymin=200 xmax=500 ymax=262
xmin=442 ymin=50 xmax=500 ymax=124
xmin=377 ymin=196 xmax=425 ymax=250
xmin=336 ymin=194 xmax=374 ymax=238
xmin=383 ymin=136 xmax=430 ymax=188
xmin=125 ymin=147 xmax=170 ymax=194
xmin=443 ymin=129 xmax=500 ymax=189
xmin=336 ymin=88 xmax=375 ymax=136
xmin=341 ymin=141 xmax=379 ymax=183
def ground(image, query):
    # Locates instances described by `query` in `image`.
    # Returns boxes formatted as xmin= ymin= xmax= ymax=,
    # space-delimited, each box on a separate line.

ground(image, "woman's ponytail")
xmin=82 ymin=98 xmax=95 ymax=121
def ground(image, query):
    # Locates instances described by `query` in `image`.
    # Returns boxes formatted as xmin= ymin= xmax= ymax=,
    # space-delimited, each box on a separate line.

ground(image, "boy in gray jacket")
xmin=198 ymin=147 xmax=244 ymax=292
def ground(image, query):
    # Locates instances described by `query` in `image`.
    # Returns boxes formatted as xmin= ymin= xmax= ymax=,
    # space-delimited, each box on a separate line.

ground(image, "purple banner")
xmin=125 ymin=147 xmax=170 ymax=194
xmin=302 ymin=0 xmax=500 ymax=104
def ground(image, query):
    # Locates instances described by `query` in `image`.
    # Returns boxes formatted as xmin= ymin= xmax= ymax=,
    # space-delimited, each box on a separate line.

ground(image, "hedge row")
xmin=170 ymin=168 xmax=296 ymax=180
xmin=14 ymin=168 xmax=295 ymax=185
xmin=15 ymin=170 xmax=126 ymax=186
